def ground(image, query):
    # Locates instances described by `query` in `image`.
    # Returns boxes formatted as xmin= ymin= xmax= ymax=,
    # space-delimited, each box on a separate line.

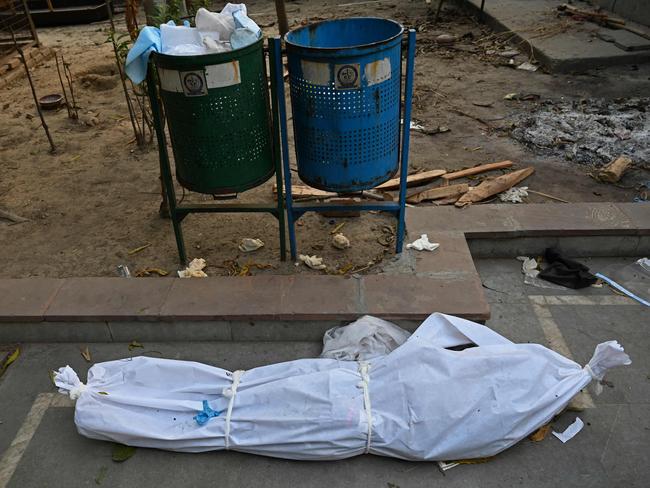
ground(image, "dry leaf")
xmin=127 ymin=243 xmax=151 ymax=255
xmin=529 ymin=423 xmax=552 ymax=442
xmin=80 ymin=346 xmax=91 ymax=363
xmin=128 ymin=340 xmax=143 ymax=351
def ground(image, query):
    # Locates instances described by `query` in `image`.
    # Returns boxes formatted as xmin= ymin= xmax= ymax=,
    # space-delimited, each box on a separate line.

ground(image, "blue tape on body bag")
xmin=595 ymin=273 xmax=650 ymax=307
xmin=194 ymin=400 xmax=224 ymax=425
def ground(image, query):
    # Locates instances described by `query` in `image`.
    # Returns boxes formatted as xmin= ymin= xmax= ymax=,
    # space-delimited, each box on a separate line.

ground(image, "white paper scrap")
xmin=552 ymin=417 xmax=584 ymax=443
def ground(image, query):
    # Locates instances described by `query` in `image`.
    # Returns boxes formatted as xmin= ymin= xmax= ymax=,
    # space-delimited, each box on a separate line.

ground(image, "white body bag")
xmin=55 ymin=313 xmax=630 ymax=461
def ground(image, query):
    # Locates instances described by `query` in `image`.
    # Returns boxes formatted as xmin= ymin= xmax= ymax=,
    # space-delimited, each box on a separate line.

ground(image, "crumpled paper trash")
xmin=299 ymin=254 xmax=326 ymax=270
xmin=332 ymin=233 xmax=350 ymax=250
xmin=178 ymin=258 xmax=208 ymax=278
xmin=499 ymin=186 xmax=528 ymax=203
xmin=406 ymin=234 xmax=439 ymax=252
xmin=239 ymin=238 xmax=264 ymax=252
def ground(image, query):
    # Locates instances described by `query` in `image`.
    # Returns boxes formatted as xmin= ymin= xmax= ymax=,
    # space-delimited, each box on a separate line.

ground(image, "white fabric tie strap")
xmin=222 ymin=370 xmax=245 ymax=450
xmin=357 ymin=361 xmax=372 ymax=454
xmin=583 ymin=340 xmax=631 ymax=395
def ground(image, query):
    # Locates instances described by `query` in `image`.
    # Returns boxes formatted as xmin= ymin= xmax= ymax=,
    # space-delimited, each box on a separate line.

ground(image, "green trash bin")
xmin=152 ymin=38 xmax=274 ymax=194
xmin=146 ymin=38 xmax=287 ymax=264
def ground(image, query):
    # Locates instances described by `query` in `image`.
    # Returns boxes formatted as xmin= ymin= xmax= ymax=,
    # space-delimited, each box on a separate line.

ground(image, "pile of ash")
xmin=511 ymin=98 xmax=649 ymax=165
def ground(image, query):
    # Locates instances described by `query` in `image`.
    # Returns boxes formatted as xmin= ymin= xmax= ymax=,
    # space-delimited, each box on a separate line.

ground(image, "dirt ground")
xmin=1 ymin=0 xmax=649 ymax=278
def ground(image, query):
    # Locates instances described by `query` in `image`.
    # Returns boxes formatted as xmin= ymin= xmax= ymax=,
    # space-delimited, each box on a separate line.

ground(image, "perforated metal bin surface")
xmin=153 ymin=39 xmax=274 ymax=195
xmin=285 ymin=18 xmax=404 ymax=192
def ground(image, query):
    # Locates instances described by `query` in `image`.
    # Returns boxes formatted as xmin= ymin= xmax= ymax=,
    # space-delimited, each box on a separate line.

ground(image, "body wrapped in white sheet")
xmin=54 ymin=313 xmax=630 ymax=461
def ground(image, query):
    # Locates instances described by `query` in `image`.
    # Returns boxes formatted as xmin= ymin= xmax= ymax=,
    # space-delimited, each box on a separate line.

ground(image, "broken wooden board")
xmin=374 ymin=169 xmax=446 ymax=191
xmin=597 ymin=156 xmax=631 ymax=183
xmin=272 ymin=184 xmax=336 ymax=200
xmin=456 ymin=167 xmax=535 ymax=207
xmin=407 ymin=183 xmax=469 ymax=204
xmin=441 ymin=160 xmax=513 ymax=182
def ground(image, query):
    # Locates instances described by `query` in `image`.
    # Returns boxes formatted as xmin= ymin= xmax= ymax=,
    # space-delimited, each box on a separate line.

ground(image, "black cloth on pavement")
xmin=538 ymin=248 xmax=598 ymax=289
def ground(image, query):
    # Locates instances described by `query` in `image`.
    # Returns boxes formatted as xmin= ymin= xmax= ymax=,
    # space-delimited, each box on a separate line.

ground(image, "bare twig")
xmin=54 ymin=54 xmax=72 ymax=118
xmin=0 ymin=208 xmax=29 ymax=224
xmin=62 ymin=58 xmax=79 ymax=119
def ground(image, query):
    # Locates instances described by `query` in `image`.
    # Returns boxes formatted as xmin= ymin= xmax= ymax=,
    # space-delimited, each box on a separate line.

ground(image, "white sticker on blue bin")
xmin=365 ymin=58 xmax=391 ymax=86
xmin=300 ymin=60 xmax=330 ymax=86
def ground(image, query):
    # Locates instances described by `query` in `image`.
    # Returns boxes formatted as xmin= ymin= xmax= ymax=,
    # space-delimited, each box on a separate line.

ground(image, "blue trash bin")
xmin=285 ymin=18 xmax=404 ymax=192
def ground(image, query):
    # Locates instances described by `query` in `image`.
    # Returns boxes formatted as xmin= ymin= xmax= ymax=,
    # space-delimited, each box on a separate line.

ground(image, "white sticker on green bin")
xmin=157 ymin=61 xmax=241 ymax=95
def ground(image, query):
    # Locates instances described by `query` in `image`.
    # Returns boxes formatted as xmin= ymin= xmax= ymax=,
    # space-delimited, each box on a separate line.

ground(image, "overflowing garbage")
xmin=54 ymin=313 xmax=630 ymax=461
xmin=125 ymin=3 xmax=261 ymax=83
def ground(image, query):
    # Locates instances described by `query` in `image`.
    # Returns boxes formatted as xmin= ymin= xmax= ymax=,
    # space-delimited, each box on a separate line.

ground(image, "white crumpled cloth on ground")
xmin=55 ymin=313 xmax=630 ymax=461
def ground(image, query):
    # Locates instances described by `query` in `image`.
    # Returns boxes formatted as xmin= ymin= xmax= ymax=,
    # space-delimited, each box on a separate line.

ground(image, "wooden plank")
xmin=597 ymin=156 xmax=631 ymax=183
xmin=441 ymin=160 xmax=513 ymax=181
xmin=456 ymin=167 xmax=534 ymax=207
xmin=407 ymin=183 xmax=468 ymax=204
xmin=374 ymin=169 xmax=446 ymax=191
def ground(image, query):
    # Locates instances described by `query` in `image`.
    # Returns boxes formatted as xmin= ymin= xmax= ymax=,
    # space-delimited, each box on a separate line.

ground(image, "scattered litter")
xmin=134 ymin=268 xmax=169 ymax=277
xmin=128 ymin=341 xmax=143 ymax=351
xmin=332 ymin=233 xmax=351 ymax=250
xmin=299 ymin=254 xmax=327 ymax=270
xmin=517 ymin=61 xmax=538 ymax=72
xmin=539 ymin=248 xmax=597 ymax=289
xmin=552 ymin=417 xmax=584 ymax=444
xmin=529 ymin=424 xmax=552 ymax=442
xmin=504 ymin=92 xmax=518 ymax=100
xmin=116 ymin=265 xmax=131 ymax=278
xmin=409 ymin=121 xmax=425 ymax=130
xmin=498 ymin=50 xmax=519 ymax=58
xmin=127 ymin=243 xmax=151 ymax=255
xmin=517 ymin=256 xmax=565 ymax=290
xmin=238 ymin=238 xmax=264 ymax=252
xmin=596 ymin=258 xmax=650 ymax=307
xmin=80 ymin=347 xmax=91 ymax=363
xmin=499 ymin=186 xmax=528 ymax=203
xmin=330 ymin=222 xmax=346 ymax=234
xmin=178 ymin=258 xmax=208 ymax=278
xmin=112 ymin=444 xmax=137 ymax=462
xmin=0 ymin=346 xmax=20 ymax=377
xmin=436 ymin=33 xmax=456 ymax=45
xmin=406 ymin=234 xmax=439 ymax=252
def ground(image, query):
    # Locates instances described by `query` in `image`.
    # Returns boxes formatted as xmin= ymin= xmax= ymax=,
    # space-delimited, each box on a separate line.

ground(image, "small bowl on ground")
xmin=39 ymin=94 xmax=64 ymax=110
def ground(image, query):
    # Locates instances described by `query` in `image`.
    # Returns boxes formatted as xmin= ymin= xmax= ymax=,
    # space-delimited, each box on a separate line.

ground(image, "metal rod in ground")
xmin=274 ymin=0 xmax=289 ymax=36
xmin=54 ymin=54 xmax=72 ymax=118
xmin=10 ymin=29 xmax=56 ymax=153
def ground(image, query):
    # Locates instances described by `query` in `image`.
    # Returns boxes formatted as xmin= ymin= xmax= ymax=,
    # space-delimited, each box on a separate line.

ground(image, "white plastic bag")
xmin=55 ymin=313 xmax=630 ymax=461
xmin=321 ymin=315 xmax=411 ymax=361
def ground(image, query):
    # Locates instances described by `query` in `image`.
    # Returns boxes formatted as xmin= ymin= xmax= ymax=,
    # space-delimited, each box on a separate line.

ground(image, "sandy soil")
xmin=1 ymin=0 xmax=649 ymax=278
